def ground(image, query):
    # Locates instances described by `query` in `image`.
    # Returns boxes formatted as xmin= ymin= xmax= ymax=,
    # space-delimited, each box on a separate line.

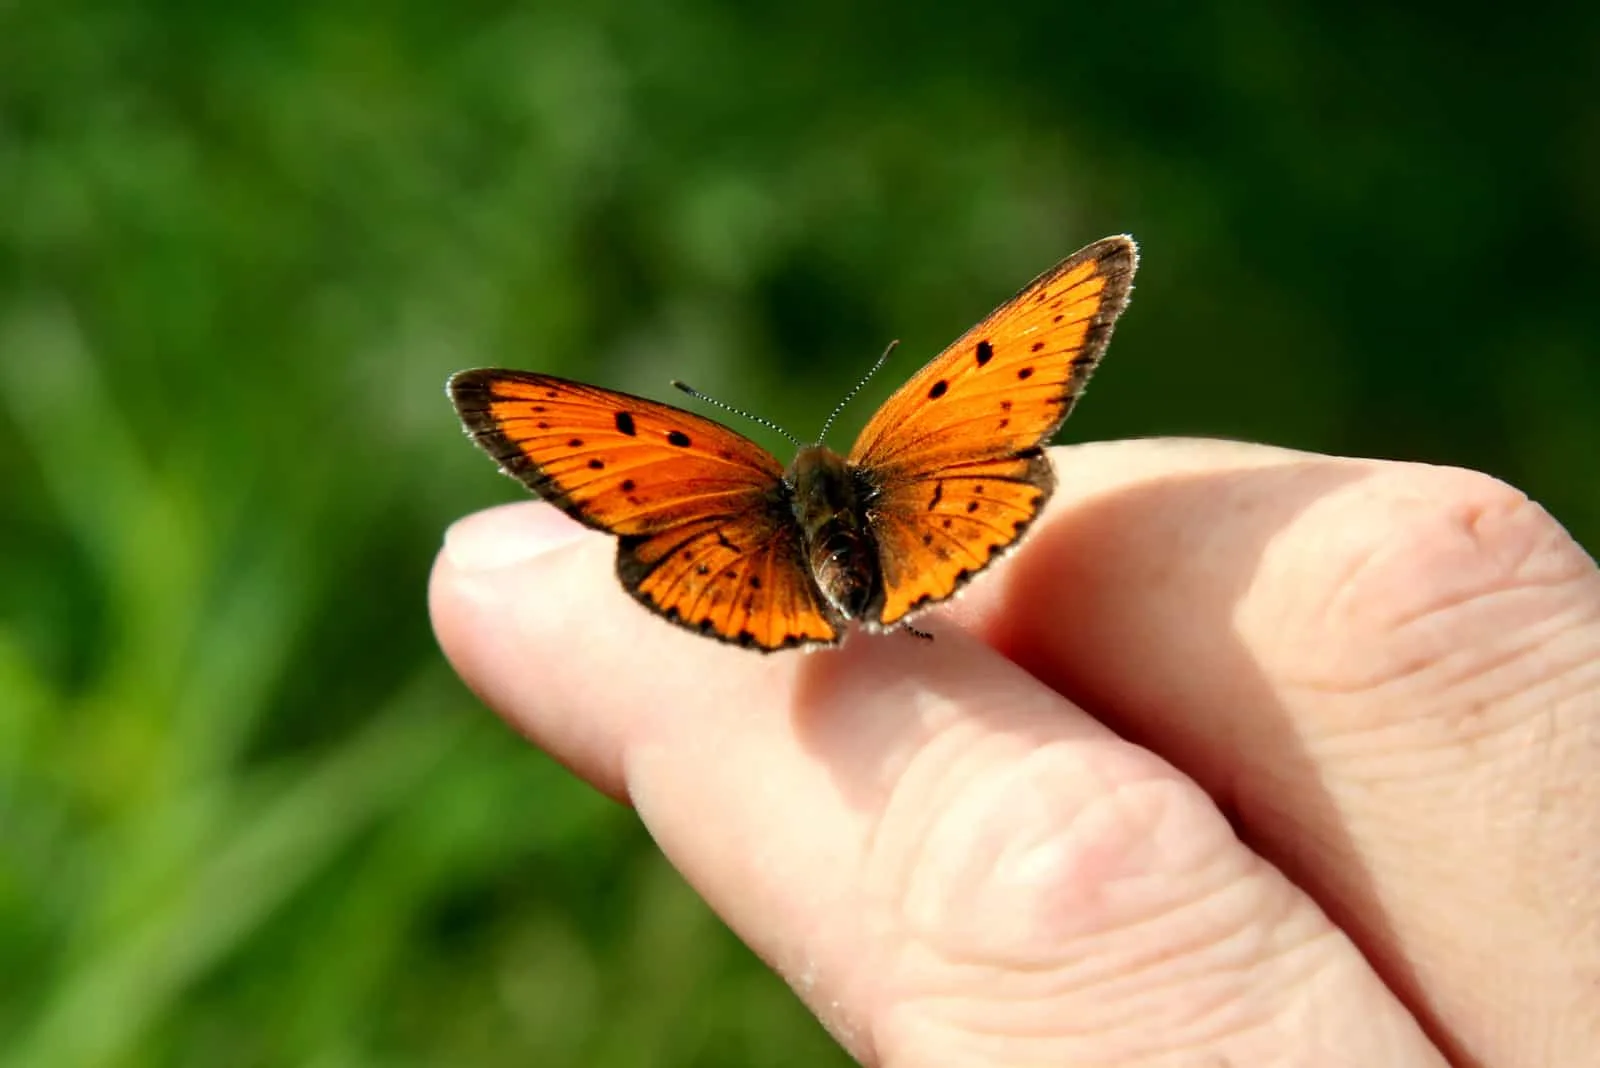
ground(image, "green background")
xmin=3 ymin=3 xmax=1596 ymax=1065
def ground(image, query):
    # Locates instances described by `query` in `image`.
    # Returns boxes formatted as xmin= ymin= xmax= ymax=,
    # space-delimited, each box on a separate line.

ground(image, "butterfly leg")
xmin=901 ymin=621 xmax=934 ymax=642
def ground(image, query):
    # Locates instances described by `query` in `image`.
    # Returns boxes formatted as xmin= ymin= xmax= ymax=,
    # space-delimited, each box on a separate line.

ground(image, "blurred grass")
xmin=1 ymin=1 xmax=1596 ymax=1065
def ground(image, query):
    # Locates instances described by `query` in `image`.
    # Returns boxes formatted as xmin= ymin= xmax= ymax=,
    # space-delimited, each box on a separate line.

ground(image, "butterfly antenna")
xmin=671 ymin=380 xmax=805 ymax=449
xmin=817 ymin=339 xmax=899 ymax=444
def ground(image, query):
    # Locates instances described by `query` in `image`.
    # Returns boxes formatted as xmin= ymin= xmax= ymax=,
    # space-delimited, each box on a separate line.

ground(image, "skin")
xmin=430 ymin=438 xmax=1600 ymax=1067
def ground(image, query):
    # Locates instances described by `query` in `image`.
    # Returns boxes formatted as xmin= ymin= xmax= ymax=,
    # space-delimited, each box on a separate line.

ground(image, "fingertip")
xmin=430 ymin=503 xmax=637 ymax=792
xmin=442 ymin=501 xmax=589 ymax=572
xmin=430 ymin=501 xmax=595 ymax=709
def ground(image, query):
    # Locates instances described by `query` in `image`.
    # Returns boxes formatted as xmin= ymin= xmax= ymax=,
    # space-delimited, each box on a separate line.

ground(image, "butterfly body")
xmin=450 ymin=235 xmax=1138 ymax=652
xmin=788 ymin=444 xmax=884 ymax=622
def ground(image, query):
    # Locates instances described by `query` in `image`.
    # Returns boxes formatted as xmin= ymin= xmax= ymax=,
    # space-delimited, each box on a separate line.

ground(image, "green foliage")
xmin=2 ymin=1 xmax=1595 ymax=1064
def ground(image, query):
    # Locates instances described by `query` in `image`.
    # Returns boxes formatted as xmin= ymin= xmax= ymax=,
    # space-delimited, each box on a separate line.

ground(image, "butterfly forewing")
xmin=849 ymin=236 xmax=1138 ymax=626
xmin=449 ymin=370 xmax=843 ymax=650
xmin=850 ymin=236 xmax=1137 ymax=474
xmin=450 ymin=371 xmax=782 ymax=533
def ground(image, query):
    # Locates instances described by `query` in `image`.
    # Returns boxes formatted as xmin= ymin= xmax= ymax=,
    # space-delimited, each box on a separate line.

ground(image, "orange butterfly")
xmin=449 ymin=235 xmax=1137 ymax=651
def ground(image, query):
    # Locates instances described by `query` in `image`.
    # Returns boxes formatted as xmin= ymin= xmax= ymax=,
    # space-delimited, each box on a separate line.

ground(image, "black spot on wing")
xmin=975 ymin=340 xmax=994 ymax=366
xmin=667 ymin=430 xmax=691 ymax=447
xmin=614 ymin=411 xmax=637 ymax=436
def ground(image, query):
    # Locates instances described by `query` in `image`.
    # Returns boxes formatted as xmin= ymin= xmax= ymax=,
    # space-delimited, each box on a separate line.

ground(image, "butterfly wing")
xmin=848 ymin=236 xmax=1138 ymax=625
xmin=450 ymin=370 xmax=844 ymax=650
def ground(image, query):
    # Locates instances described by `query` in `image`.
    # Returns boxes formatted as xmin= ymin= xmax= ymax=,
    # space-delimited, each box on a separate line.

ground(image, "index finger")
xmin=427 ymin=440 xmax=1455 ymax=1066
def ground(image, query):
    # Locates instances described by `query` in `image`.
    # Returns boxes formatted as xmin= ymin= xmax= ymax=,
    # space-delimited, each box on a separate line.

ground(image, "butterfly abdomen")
xmin=787 ymin=445 xmax=883 ymax=621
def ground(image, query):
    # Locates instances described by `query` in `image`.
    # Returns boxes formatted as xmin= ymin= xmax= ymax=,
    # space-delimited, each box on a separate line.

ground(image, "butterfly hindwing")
xmin=865 ymin=452 xmax=1053 ymax=625
xmin=850 ymin=236 xmax=1138 ymax=625
xmin=618 ymin=510 xmax=845 ymax=650
xmin=449 ymin=370 xmax=843 ymax=650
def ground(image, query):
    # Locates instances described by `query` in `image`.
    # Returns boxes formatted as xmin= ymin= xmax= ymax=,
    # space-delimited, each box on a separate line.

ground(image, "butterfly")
xmin=449 ymin=234 xmax=1137 ymax=652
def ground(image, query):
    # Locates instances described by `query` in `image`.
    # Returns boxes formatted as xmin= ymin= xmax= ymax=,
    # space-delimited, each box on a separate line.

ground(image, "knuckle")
xmin=1279 ymin=464 xmax=1600 ymax=728
xmin=889 ymin=739 xmax=1240 ymax=969
xmin=871 ymin=740 xmax=1331 ymax=1062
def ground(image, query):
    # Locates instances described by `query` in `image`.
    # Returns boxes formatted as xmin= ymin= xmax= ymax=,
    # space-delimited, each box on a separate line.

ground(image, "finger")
xmin=430 ymin=497 xmax=1446 ymax=1066
xmin=947 ymin=438 xmax=1600 ymax=1068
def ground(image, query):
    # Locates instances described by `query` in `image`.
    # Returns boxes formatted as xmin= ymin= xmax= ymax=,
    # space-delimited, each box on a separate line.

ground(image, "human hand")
xmin=431 ymin=438 xmax=1600 ymax=1067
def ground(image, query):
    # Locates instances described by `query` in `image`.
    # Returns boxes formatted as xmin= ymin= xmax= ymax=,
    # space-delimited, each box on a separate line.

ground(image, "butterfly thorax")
xmin=786 ymin=445 xmax=882 ymax=622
